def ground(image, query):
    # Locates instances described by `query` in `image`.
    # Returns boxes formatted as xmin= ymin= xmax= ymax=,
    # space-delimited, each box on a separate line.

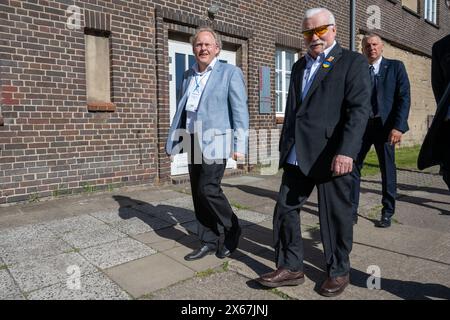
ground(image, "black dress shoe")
xmin=376 ymin=217 xmax=391 ymax=228
xmin=224 ymin=225 xmax=242 ymax=252
xmin=216 ymin=226 xmax=242 ymax=259
xmin=256 ymin=268 xmax=305 ymax=288
xmin=184 ymin=245 xmax=216 ymax=261
xmin=216 ymin=245 xmax=232 ymax=259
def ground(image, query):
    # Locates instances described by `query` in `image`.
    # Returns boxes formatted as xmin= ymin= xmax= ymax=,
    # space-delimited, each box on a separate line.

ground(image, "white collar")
xmin=306 ymin=40 xmax=337 ymax=63
xmin=193 ymin=57 xmax=218 ymax=75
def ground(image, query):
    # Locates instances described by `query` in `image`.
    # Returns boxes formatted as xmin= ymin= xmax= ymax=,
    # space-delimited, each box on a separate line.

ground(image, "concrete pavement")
xmin=0 ymin=168 xmax=449 ymax=300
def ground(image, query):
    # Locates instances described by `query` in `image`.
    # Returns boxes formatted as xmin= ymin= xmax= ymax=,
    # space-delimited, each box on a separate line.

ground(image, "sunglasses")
xmin=302 ymin=24 xmax=334 ymax=38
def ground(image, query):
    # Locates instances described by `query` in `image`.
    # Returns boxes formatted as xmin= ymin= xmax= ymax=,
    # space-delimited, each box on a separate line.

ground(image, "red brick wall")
xmin=0 ymin=0 xmax=157 ymax=203
xmin=1 ymin=0 xmax=449 ymax=204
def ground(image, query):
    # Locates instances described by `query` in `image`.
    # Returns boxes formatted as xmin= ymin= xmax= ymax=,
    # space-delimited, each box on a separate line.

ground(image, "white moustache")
xmin=310 ymin=41 xmax=325 ymax=47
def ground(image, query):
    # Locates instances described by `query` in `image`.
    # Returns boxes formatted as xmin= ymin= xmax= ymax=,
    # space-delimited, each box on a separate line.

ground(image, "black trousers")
xmin=440 ymin=122 xmax=450 ymax=191
xmin=187 ymin=134 xmax=239 ymax=249
xmin=274 ymin=164 xmax=354 ymax=277
xmin=351 ymin=118 xmax=397 ymax=219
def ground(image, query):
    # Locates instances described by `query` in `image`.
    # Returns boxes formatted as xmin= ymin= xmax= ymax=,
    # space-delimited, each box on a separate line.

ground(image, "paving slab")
xmin=0 ymin=269 xmax=24 ymax=300
xmin=131 ymin=225 xmax=198 ymax=252
xmin=136 ymin=203 xmax=197 ymax=225
xmin=163 ymin=245 xmax=225 ymax=273
xmin=354 ymin=219 xmax=450 ymax=265
xmin=110 ymin=216 xmax=175 ymax=236
xmin=104 ymin=254 xmax=196 ymax=298
xmin=0 ymin=224 xmax=72 ymax=265
xmin=90 ymin=207 xmax=177 ymax=236
xmin=89 ymin=207 xmax=144 ymax=224
xmin=234 ymin=209 xmax=269 ymax=227
xmin=0 ymin=170 xmax=449 ymax=300
xmin=8 ymin=252 xmax=97 ymax=293
xmin=155 ymin=196 xmax=195 ymax=211
xmin=43 ymin=215 xmax=110 ymax=235
xmin=58 ymin=224 xmax=127 ymax=250
xmin=149 ymin=270 xmax=283 ymax=300
xmin=79 ymin=237 xmax=157 ymax=269
xmin=27 ymin=272 xmax=132 ymax=300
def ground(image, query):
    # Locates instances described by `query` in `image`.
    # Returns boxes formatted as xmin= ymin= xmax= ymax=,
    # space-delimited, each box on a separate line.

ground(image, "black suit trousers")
xmin=274 ymin=164 xmax=354 ymax=277
xmin=351 ymin=118 xmax=397 ymax=218
xmin=440 ymin=122 xmax=450 ymax=191
xmin=187 ymin=134 xmax=239 ymax=249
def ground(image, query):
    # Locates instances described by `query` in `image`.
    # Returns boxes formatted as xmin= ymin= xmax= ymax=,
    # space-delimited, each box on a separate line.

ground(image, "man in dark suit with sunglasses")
xmin=256 ymin=8 xmax=371 ymax=297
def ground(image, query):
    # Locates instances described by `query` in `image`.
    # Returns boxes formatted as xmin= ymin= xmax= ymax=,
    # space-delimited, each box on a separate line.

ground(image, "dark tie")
xmin=369 ymin=65 xmax=378 ymax=118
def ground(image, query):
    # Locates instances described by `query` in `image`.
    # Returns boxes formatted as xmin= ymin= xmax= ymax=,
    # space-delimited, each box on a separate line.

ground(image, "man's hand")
xmin=331 ymin=155 xmax=353 ymax=176
xmin=388 ymin=129 xmax=403 ymax=146
xmin=232 ymin=152 xmax=245 ymax=162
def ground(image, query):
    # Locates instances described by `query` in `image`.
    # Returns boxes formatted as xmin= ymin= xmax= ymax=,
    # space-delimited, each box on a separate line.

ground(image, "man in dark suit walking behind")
xmin=418 ymin=34 xmax=450 ymax=191
xmin=256 ymin=8 xmax=371 ymax=297
xmin=351 ymin=34 xmax=411 ymax=228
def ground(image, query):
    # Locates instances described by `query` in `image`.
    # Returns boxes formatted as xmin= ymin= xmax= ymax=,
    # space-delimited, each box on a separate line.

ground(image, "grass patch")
xmin=28 ymin=193 xmax=40 ymax=203
xmin=230 ymin=202 xmax=250 ymax=210
xmin=196 ymin=268 xmax=217 ymax=278
xmin=64 ymin=248 xmax=80 ymax=254
xmin=139 ymin=293 xmax=154 ymax=300
xmin=175 ymin=188 xmax=191 ymax=195
xmin=222 ymin=261 xmax=230 ymax=272
xmin=367 ymin=205 xmax=384 ymax=220
xmin=365 ymin=205 xmax=400 ymax=224
xmin=269 ymin=288 xmax=295 ymax=300
xmin=303 ymin=223 xmax=320 ymax=233
xmin=0 ymin=265 xmax=8 ymax=271
xmin=361 ymin=145 xmax=420 ymax=177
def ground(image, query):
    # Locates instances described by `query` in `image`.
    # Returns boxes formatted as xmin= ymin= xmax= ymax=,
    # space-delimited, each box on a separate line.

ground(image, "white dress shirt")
xmin=185 ymin=57 xmax=218 ymax=134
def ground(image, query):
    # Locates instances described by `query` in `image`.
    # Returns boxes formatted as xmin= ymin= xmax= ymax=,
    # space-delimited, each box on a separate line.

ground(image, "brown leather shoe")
xmin=319 ymin=274 xmax=350 ymax=297
xmin=256 ymin=268 xmax=305 ymax=288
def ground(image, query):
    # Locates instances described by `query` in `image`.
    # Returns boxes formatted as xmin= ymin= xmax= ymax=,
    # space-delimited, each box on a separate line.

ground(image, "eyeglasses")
xmin=302 ymin=24 xmax=333 ymax=38
xmin=194 ymin=43 xmax=217 ymax=49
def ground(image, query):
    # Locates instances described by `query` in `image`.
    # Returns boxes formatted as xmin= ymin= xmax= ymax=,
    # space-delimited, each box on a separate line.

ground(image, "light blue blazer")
xmin=166 ymin=61 xmax=249 ymax=160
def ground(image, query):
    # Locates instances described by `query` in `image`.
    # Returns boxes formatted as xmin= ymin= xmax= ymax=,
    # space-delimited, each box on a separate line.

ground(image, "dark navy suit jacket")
xmin=376 ymin=58 xmax=411 ymax=133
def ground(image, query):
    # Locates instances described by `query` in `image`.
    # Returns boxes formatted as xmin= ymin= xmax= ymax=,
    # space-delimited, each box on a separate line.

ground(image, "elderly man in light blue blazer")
xmin=166 ymin=27 xmax=249 ymax=261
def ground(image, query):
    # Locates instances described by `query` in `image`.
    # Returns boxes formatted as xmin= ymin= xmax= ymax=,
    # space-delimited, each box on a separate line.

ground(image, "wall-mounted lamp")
xmin=208 ymin=4 xmax=220 ymax=20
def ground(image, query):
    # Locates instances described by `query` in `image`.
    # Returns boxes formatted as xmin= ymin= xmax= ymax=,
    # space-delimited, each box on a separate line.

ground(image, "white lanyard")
xmin=186 ymin=72 xmax=209 ymax=112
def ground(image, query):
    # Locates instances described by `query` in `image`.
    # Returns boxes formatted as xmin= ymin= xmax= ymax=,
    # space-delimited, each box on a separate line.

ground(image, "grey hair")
xmin=362 ymin=32 xmax=383 ymax=45
xmin=304 ymin=8 xmax=336 ymax=25
xmin=190 ymin=27 xmax=222 ymax=52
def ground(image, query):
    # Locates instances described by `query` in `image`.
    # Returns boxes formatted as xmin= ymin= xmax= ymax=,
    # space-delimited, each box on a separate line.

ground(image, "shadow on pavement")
xmin=358 ymin=180 xmax=450 ymax=216
xmin=112 ymin=195 xmax=199 ymax=250
xmin=221 ymin=183 xmax=319 ymax=217
xmin=111 ymin=194 xmax=450 ymax=300
xmin=351 ymin=268 xmax=450 ymax=300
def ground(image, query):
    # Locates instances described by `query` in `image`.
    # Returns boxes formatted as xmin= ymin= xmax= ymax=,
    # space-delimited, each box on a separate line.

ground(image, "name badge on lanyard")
xmin=186 ymin=74 xmax=206 ymax=112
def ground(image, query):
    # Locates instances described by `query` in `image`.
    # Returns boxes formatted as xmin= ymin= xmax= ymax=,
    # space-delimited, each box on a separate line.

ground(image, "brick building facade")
xmin=1 ymin=0 xmax=449 ymax=204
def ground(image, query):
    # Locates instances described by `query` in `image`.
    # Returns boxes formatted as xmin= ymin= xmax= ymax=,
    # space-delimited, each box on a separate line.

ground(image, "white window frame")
xmin=275 ymin=48 xmax=298 ymax=117
xmin=424 ymin=0 xmax=438 ymax=24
